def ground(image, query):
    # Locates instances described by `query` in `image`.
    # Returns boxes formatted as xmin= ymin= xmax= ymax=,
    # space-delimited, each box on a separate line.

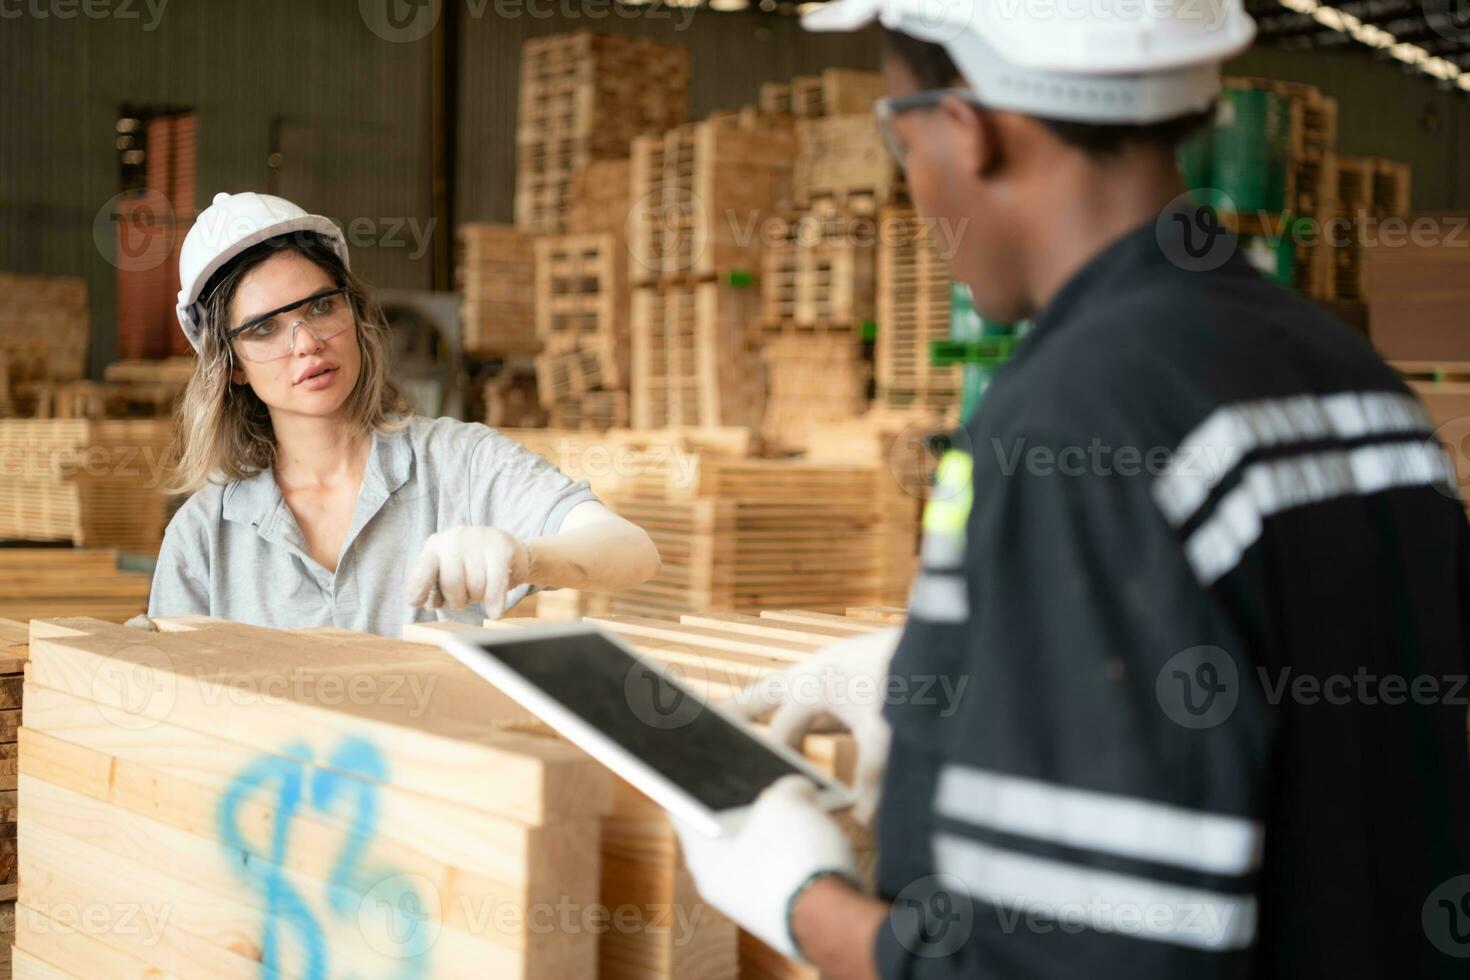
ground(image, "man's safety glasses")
xmin=875 ymin=88 xmax=985 ymax=169
xmin=225 ymin=286 xmax=353 ymax=362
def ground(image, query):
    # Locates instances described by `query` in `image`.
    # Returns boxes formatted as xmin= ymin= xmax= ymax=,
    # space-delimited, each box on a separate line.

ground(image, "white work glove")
xmin=672 ymin=775 xmax=858 ymax=960
xmin=730 ymin=627 xmax=902 ymax=825
xmin=406 ymin=526 xmax=530 ymax=619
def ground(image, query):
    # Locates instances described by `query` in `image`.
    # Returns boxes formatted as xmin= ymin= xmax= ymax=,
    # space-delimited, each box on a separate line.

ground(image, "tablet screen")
xmin=479 ymin=630 xmax=808 ymax=812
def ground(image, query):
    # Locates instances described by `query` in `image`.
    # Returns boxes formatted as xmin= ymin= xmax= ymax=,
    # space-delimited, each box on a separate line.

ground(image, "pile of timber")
xmin=567 ymin=159 xmax=634 ymax=237
xmin=0 ymin=421 xmax=175 ymax=555
xmin=457 ymin=604 xmax=902 ymax=980
xmin=456 ymin=224 xmax=539 ymax=357
xmin=1361 ymin=214 xmax=1470 ymax=362
xmin=0 ymin=550 xmax=150 ymax=623
xmin=0 ymin=616 xmax=21 ymax=969
xmin=1322 ymin=155 xmax=1412 ymax=301
xmin=534 ymin=233 xmax=632 ymax=430
xmin=516 ymin=32 xmax=687 ymax=235
xmin=10 ymin=357 xmax=194 ymax=421
xmin=0 ymin=275 xmax=88 ymax=419
xmin=758 ymin=68 xmax=884 ymax=121
xmin=875 ymin=207 xmax=960 ymax=415
xmin=14 ymin=615 xmax=611 ymax=978
xmin=759 ymin=334 xmax=870 ymax=454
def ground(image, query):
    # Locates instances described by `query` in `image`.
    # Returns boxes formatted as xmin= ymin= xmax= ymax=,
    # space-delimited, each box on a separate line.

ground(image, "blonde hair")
xmin=168 ymin=234 xmax=411 ymax=495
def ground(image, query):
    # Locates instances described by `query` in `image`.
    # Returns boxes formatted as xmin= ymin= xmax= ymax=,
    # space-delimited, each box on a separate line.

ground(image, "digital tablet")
xmin=440 ymin=622 xmax=854 ymax=837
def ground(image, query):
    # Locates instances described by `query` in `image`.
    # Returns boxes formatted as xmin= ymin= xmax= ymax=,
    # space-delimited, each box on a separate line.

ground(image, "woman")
xmin=149 ymin=191 xmax=659 ymax=636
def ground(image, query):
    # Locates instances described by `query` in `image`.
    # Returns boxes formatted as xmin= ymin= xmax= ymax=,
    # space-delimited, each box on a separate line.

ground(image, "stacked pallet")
xmin=534 ymin=233 xmax=631 ymax=430
xmin=794 ymin=113 xmax=900 ymax=213
xmin=1324 ymin=155 xmax=1412 ymax=301
xmin=761 ymin=204 xmax=876 ymax=330
xmin=516 ymin=32 xmax=688 ymax=235
xmin=630 ymin=280 xmax=764 ymax=431
xmin=759 ymin=68 xmax=884 ymax=120
xmin=759 ymin=334 xmax=870 ymax=454
xmin=875 ymin=207 xmax=959 ymax=414
xmin=601 ymin=451 xmax=897 ymax=617
xmin=567 ymin=158 xmax=633 ymax=236
xmin=627 ymin=119 xmax=796 ymax=283
xmin=1361 ymin=214 xmax=1470 ymax=362
xmin=0 ymin=275 xmax=88 ymax=414
xmin=0 ymin=420 xmax=175 ymax=555
xmin=15 ymin=615 xmax=611 ymax=978
xmin=0 ymin=550 xmax=150 ymax=622
xmin=457 ymin=223 xmax=540 ymax=357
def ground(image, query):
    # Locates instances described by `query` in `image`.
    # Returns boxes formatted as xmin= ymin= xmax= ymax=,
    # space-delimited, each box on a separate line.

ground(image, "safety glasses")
xmin=875 ymin=88 xmax=986 ymax=169
xmin=225 ymin=286 xmax=353 ymax=362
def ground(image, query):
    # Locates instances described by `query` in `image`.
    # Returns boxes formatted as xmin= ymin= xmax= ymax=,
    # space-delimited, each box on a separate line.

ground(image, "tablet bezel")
xmin=439 ymin=621 xmax=855 ymax=837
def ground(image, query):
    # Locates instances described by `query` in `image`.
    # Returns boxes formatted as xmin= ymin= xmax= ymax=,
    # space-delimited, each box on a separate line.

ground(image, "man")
xmin=671 ymin=0 xmax=1470 ymax=977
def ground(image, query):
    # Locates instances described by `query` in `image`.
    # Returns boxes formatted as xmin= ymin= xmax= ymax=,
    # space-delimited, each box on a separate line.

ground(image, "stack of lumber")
xmin=0 ymin=275 xmax=88 ymax=416
xmin=1361 ymin=214 xmax=1470 ymax=361
xmin=600 ymin=450 xmax=899 ymax=617
xmin=14 ymin=615 xmax=611 ymax=978
xmin=499 ymin=426 xmax=757 ymax=499
xmin=1323 ymin=155 xmax=1412 ymax=301
xmin=759 ymin=334 xmax=870 ymax=454
xmin=516 ymin=32 xmax=688 ymax=235
xmin=0 ymin=550 xmax=150 ymax=622
xmin=534 ymin=233 xmax=631 ymax=430
xmin=875 ymin=207 xmax=959 ymax=414
xmin=630 ymin=280 xmax=764 ymax=431
xmin=466 ymin=604 xmax=898 ymax=980
xmin=627 ymin=119 xmax=796 ymax=283
xmin=0 ymin=615 xmax=22 ymax=956
xmin=793 ymin=76 xmax=900 ymax=214
xmin=759 ymin=69 xmax=884 ymax=120
xmin=456 ymin=223 xmax=540 ymax=357
xmin=0 ymin=420 xmax=175 ymax=555
xmin=101 ymin=358 xmax=195 ymax=387
xmin=567 ymin=158 xmax=633 ymax=236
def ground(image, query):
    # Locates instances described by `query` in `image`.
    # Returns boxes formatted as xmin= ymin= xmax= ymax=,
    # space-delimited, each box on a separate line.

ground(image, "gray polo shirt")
xmin=148 ymin=416 xmax=597 ymax=637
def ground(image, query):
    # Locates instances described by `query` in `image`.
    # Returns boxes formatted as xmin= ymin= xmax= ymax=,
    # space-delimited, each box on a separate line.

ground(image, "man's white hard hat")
xmin=804 ymin=0 xmax=1256 ymax=124
xmin=175 ymin=191 xmax=348 ymax=353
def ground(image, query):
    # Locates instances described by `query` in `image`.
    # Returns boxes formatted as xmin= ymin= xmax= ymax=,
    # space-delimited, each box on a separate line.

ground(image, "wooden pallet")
xmin=628 ymin=120 xmax=796 ymax=284
xmin=456 ymin=223 xmax=539 ymax=357
xmin=16 ymin=615 xmax=613 ymax=979
xmin=100 ymin=357 xmax=196 ymax=386
xmin=0 ymin=275 xmax=88 ymax=412
xmin=0 ymin=550 xmax=150 ymax=623
xmin=566 ymin=158 xmax=633 ymax=236
xmin=761 ymin=203 xmax=877 ymax=329
xmin=533 ymin=232 xmax=630 ymax=431
xmin=787 ymin=69 xmax=884 ymax=119
xmin=630 ymin=281 xmax=763 ymax=431
xmin=759 ymin=333 xmax=870 ymax=454
xmin=515 ymin=32 xmax=688 ymax=235
xmin=0 ymin=421 xmax=176 ymax=555
xmin=794 ymin=113 xmax=901 ymax=210
xmin=874 ymin=208 xmax=959 ymax=414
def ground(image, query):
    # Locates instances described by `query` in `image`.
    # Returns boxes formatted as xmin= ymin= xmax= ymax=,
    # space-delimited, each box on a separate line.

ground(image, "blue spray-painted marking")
xmin=219 ymin=737 xmax=429 ymax=979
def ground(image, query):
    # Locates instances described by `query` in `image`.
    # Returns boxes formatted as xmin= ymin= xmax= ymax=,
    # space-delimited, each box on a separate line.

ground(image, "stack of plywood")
xmin=14 ymin=616 xmax=611 ymax=978
xmin=0 ymin=275 xmax=88 ymax=415
xmin=601 ymin=451 xmax=896 ymax=617
xmin=875 ymin=207 xmax=959 ymax=415
xmin=534 ymin=233 xmax=632 ymax=430
xmin=516 ymin=32 xmax=688 ymax=235
xmin=457 ymin=223 xmax=540 ymax=357
xmin=1362 ymin=214 xmax=1470 ymax=362
xmin=630 ymin=281 xmax=764 ymax=431
xmin=0 ymin=421 xmax=175 ymax=555
xmin=0 ymin=550 xmax=150 ymax=623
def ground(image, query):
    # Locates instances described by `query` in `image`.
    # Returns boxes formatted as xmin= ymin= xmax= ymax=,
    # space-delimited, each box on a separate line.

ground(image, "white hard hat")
xmin=175 ymin=191 xmax=348 ymax=352
xmin=804 ymin=0 xmax=1256 ymax=124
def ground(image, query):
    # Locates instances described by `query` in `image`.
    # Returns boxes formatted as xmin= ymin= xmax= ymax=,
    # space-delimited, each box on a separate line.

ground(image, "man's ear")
xmin=938 ymin=94 xmax=1001 ymax=179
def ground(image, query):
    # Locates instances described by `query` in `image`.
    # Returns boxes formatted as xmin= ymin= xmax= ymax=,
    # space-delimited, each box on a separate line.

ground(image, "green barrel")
xmin=1211 ymin=88 xmax=1290 ymax=214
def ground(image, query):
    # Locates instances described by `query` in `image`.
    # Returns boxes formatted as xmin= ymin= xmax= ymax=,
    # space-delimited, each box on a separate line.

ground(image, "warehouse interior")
xmin=3 ymin=0 xmax=1470 ymax=976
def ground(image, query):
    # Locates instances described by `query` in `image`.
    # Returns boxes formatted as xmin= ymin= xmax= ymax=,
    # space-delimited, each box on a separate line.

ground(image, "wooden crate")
xmin=759 ymin=334 xmax=870 ymax=454
xmin=628 ymin=121 xmax=796 ymax=284
xmin=0 ymin=420 xmax=175 ymax=556
xmin=456 ymin=224 xmax=539 ymax=357
xmin=515 ymin=32 xmax=689 ymax=235
xmin=630 ymin=281 xmax=763 ymax=431
xmin=875 ymin=208 xmax=959 ymax=414
xmin=794 ymin=113 xmax=900 ymax=211
xmin=760 ymin=203 xmax=876 ymax=329
xmin=0 ymin=275 xmax=89 ymax=407
xmin=17 ymin=615 xmax=613 ymax=979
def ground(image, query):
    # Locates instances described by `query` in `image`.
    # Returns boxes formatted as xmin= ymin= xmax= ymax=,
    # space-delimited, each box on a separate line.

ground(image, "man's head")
xmin=879 ymin=29 xmax=1214 ymax=321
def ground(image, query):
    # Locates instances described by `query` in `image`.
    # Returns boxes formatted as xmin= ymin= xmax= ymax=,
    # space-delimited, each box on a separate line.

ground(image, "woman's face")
xmin=226 ymin=250 xmax=363 ymax=420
